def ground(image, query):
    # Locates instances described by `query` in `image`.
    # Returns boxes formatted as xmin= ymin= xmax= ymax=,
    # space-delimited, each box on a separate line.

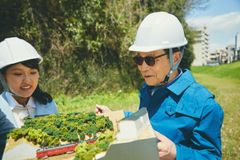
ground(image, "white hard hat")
xmin=0 ymin=37 xmax=43 ymax=69
xmin=129 ymin=12 xmax=188 ymax=52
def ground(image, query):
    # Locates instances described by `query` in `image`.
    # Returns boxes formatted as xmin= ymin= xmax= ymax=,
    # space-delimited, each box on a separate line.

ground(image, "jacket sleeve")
xmin=0 ymin=109 xmax=14 ymax=135
xmin=176 ymin=99 xmax=224 ymax=160
xmin=0 ymin=109 xmax=14 ymax=159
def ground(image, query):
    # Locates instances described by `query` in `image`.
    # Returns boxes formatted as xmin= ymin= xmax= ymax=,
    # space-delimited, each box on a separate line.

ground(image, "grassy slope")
xmin=56 ymin=61 xmax=240 ymax=160
xmin=191 ymin=61 xmax=240 ymax=81
xmin=56 ymin=90 xmax=139 ymax=113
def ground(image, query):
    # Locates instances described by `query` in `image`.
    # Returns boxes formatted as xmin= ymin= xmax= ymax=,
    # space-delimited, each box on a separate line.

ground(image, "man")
xmin=97 ymin=12 xmax=223 ymax=160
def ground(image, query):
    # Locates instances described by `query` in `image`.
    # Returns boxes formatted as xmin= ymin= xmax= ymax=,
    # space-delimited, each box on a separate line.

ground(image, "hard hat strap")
xmin=0 ymin=73 xmax=9 ymax=92
xmin=0 ymin=73 xmax=27 ymax=98
xmin=170 ymin=47 xmax=184 ymax=71
xmin=162 ymin=48 xmax=174 ymax=84
xmin=163 ymin=47 xmax=185 ymax=84
xmin=147 ymin=47 xmax=186 ymax=94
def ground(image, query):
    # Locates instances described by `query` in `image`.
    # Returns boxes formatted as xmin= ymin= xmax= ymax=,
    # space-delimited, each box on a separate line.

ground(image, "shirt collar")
xmin=4 ymin=92 xmax=36 ymax=110
xmin=167 ymin=69 xmax=195 ymax=95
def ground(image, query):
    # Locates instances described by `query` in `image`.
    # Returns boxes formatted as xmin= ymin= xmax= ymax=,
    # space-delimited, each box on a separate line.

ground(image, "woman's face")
xmin=4 ymin=63 xmax=39 ymax=98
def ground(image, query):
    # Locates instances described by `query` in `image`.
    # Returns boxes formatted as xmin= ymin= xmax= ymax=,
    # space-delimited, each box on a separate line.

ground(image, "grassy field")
xmin=56 ymin=61 xmax=240 ymax=160
xmin=56 ymin=90 xmax=139 ymax=113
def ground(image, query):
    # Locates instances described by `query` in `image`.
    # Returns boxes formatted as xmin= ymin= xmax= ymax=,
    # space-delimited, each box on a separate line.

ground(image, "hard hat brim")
xmin=129 ymin=40 xmax=188 ymax=52
xmin=129 ymin=45 xmax=162 ymax=52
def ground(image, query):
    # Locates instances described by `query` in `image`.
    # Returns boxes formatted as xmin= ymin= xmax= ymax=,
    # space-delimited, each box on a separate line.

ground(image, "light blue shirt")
xmin=0 ymin=92 xmax=58 ymax=128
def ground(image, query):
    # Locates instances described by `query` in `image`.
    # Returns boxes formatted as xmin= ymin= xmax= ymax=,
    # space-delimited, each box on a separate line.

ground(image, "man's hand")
xmin=95 ymin=104 xmax=111 ymax=114
xmin=155 ymin=131 xmax=176 ymax=160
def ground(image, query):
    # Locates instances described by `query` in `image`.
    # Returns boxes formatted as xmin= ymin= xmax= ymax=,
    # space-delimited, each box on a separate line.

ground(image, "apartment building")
xmin=192 ymin=26 xmax=209 ymax=66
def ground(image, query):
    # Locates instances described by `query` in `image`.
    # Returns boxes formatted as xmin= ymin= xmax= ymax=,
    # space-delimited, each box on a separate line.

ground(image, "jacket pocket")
xmin=165 ymin=100 xmax=202 ymax=119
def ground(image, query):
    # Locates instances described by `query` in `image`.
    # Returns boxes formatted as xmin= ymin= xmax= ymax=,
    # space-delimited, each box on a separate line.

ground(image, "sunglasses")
xmin=133 ymin=53 xmax=167 ymax=66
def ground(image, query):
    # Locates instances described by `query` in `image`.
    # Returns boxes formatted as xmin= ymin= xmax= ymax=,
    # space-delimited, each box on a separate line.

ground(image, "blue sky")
xmin=185 ymin=0 xmax=240 ymax=52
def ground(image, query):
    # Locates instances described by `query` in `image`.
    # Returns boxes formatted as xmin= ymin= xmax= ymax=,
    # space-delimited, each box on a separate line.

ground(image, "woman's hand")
xmin=155 ymin=131 xmax=176 ymax=160
xmin=95 ymin=104 xmax=111 ymax=114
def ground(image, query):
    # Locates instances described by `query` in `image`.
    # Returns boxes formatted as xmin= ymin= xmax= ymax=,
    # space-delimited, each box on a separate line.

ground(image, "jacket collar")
xmin=3 ymin=92 xmax=36 ymax=110
xmin=141 ymin=69 xmax=183 ymax=90
xmin=167 ymin=69 xmax=195 ymax=95
xmin=142 ymin=69 xmax=194 ymax=96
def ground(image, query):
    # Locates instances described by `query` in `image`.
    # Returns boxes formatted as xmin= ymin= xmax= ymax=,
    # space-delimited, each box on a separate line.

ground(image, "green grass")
xmin=191 ymin=61 xmax=240 ymax=81
xmin=55 ymin=61 xmax=240 ymax=160
xmin=55 ymin=90 xmax=139 ymax=113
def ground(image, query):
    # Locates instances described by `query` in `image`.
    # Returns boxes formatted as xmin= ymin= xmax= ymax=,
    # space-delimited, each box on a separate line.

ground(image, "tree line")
xmin=0 ymin=0 xmax=208 ymax=96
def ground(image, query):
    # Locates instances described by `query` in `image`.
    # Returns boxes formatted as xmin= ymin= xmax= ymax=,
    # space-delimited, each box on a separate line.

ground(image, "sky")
xmin=185 ymin=0 xmax=240 ymax=52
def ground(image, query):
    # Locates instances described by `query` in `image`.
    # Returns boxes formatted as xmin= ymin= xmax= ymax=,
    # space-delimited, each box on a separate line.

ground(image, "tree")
xmin=0 ymin=0 xmax=209 ymax=95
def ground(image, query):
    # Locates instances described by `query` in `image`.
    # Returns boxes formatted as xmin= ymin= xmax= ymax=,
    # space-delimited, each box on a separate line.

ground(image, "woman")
xmin=0 ymin=37 xmax=58 ymax=128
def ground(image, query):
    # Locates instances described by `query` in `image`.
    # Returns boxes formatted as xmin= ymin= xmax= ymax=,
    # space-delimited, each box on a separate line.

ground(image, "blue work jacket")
xmin=126 ymin=69 xmax=224 ymax=160
xmin=0 ymin=107 xmax=14 ymax=136
xmin=0 ymin=108 xmax=14 ymax=159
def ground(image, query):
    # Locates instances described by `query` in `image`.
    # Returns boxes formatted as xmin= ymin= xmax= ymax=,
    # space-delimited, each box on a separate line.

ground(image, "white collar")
xmin=4 ymin=92 xmax=36 ymax=110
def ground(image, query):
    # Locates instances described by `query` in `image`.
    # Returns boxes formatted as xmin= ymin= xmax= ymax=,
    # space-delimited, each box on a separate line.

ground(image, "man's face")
xmin=136 ymin=50 xmax=170 ymax=86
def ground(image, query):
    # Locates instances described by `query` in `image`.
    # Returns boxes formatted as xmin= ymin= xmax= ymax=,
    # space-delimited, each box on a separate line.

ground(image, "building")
xmin=207 ymin=52 xmax=220 ymax=65
xmin=224 ymin=33 xmax=240 ymax=63
xmin=234 ymin=32 xmax=240 ymax=61
xmin=215 ymin=49 xmax=230 ymax=64
xmin=225 ymin=45 xmax=235 ymax=63
xmin=192 ymin=26 xmax=209 ymax=66
xmin=192 ymin=28 xmax=239 ymax=66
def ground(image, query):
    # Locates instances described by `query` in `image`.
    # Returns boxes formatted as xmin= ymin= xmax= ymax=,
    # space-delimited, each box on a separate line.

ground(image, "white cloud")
xmin=186 ymin=12 xmax=240 ymax=52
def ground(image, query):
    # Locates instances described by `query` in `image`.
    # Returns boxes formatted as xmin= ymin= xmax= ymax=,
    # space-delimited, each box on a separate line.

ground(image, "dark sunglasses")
xmin=133 ymin=53 xmax=167 ymax=66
